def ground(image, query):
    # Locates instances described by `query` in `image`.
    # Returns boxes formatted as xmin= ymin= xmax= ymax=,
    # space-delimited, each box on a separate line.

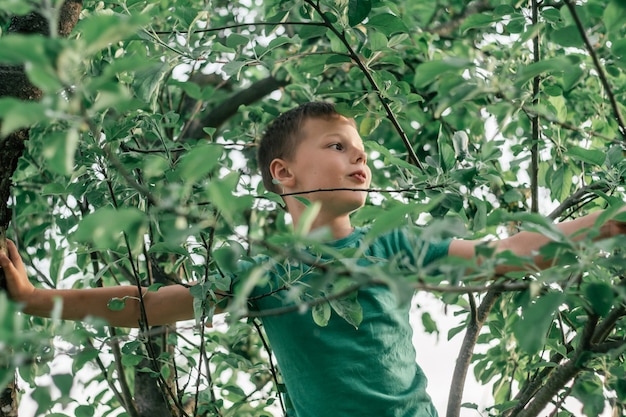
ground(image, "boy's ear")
xmin=269 ymin=158 xmax=295 ymax=188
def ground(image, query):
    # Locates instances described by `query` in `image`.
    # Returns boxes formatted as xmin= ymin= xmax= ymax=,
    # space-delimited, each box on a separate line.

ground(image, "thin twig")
xmin=303 ymin=0 xmax=425 ymax=171
xmin=252 ymin=319 xmax=287 ymax=416
xmin=530 ymin=0 xmax=540 ymax=214
xmin=276 ymin=185 xmax=446 ymax=198
xmin=563 ymin=0 xmax=626 ymax=140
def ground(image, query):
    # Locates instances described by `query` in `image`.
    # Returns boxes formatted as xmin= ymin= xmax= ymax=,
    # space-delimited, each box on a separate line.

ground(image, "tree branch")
xmin=183 ymin=76 xmax=289 ymax=140
xmin=446 ymin=288 xmax=501 ymax=417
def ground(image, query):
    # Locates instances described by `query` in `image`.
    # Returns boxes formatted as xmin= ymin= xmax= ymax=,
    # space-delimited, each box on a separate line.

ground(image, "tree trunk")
xmin=0 ymin=3 xmax=82 ymax=417
xmin=0 ymin=379 xmax=18 ymax=417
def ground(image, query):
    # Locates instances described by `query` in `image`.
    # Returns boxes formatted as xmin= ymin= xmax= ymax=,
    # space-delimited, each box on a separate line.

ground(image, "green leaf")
xmin=295 ymin=202 xmax=322 ymax=237
xmin=388 ymin=33 xmax=409 ymax=48
xmin=148 ymin=283 xmax=165 ymax=292
xmin=604 ymin=1 xmax=626 ymax=35
xmin=615 ymin=378 xmax=626 ymax=402
xmin=121 ymin=340 xmax=142 ymax=354
xmin=566 ymin=146 xmax=606 ymax=166
xmin=365 ymin=140 xmax=418 ymax=172
xmin=312 ymin=301 xmax=331 ymax=326
xmin=75 ymin=405 xmax=96 ymax=417
xmin=75 ymin=13 xmax=149 ymax=54
xmin=470 ymin=197 xmax=487 ymax=232
xmin=494 ymin=5 xmax=515 ymax=16
xmin=133 ymin=61 xmax=171 ymax=108
xmin=175 ymin=143 xmax=223 ymax=183
xmin=359 ymin=116 xmax=380 ymax=136
xmin=368 ymin=30 xmax=388 ymax=51
xmin=52 ymin=373 xmax=74 ymax=396
xmin=364 ymin=204 xmax=413 ymax=242
xmin=421 ymin=312 xmax=438 ymax=334
xmin=334 ymin=101 xmax=369 ymax=117
xmin=73 ymin=207 xmax=147 ymax=250
xmin=452 ymin=131 xmax=469 ymax=161
xmin=572 ymin=374 xmax=606 ymax=417
xmin=550 ymin=25 xmax=584 ymax=48
xmin=366 ymin=13 xmax=409 ymax=36
xmin=160 ymin=363 xmax=171 ymax=380
xmin=413 ymin=58 xmax=472 ymax=88
xmin=226 ymin=33 xmax=250 ymax=48
xmin=229 ymin=265 xmax=269 ymax=318
xmin=42 ymin=129 xmax=80 ymax=176
xmin=0 ymin=0 xmax=34 ymax=14
xmin=222 ymin=60 xmax=246 ymax=78
xmin=541 ymin=7 xmax=563 ymax=23
xmin=107 ymin=297 xmax=129 ymax=311
xmin=459 ymin=13 xmax=498 ymax=33
xmin=585 ymin=283 xmax=614 ymax=317
xmin=561 ymin=64 xmax=584 ymax=91
xmin=612 ymin=38 xmax=626 ymax=59
xmin=25 ymin=64 xmax=63 ymax=92
xmin=546 ymin=166 xmax=572 ymax=201
xmin=499 ymin=212 xmax=565 ymax=242
xmin=207 ymin=171 xmax=252 ymax=225
xmin=299 ymin=24 xmax=328 ymax=39
xmin=0 ymin=98 xmax=48 ymax=137
xmin=329 ymin=289 xmax=363 ymax=329
xmin=71 ymin=348 xmax=99 ymax=374
xmin=348 ymin=0 xmax=372 ymax=26
xmin=515 ymin=57 xmax=570 ymax=87
xmin=266 ymin=36 xmax=296 ymax=51
xmin=513 ymin=292 xmax=564 ymax=354
xmin=0 ymin=35 xmax=53 ymax=66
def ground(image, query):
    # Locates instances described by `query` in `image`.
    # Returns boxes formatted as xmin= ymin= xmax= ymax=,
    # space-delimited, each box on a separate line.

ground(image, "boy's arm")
xmin=448 ymin=210 xmax=626 ymax=274
xmin=0 ymin=239 xmax=222 ymax=328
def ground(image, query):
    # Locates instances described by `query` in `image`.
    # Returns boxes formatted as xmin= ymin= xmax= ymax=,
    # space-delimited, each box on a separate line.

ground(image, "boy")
xmin=1 ymin=101 xmax=626 ymax=417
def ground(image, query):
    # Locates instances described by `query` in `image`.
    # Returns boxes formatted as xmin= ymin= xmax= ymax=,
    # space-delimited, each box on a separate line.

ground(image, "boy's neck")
xmin=312 ymin=218 xmax=355 ymax=240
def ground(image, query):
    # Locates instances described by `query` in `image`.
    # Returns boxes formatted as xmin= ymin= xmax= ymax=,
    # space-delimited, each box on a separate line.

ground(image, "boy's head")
xmin=258 ymin=102 xmax=354 ymax=194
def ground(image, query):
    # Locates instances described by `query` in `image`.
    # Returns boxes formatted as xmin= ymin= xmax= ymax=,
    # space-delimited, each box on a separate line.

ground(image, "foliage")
xmin=1 ymin=0 xmax=626 ymax=416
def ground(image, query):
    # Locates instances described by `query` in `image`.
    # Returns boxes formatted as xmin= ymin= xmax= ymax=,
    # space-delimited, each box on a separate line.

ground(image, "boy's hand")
xmin=0 ymin=239 xmax=35 ymax=303
xmin=601 ymin=216 xmax=626 ymax=239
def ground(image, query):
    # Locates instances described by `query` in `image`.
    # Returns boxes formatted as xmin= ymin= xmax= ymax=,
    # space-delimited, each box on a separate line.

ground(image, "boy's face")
xmin=282 ymin=115 xmax=371 ymax=215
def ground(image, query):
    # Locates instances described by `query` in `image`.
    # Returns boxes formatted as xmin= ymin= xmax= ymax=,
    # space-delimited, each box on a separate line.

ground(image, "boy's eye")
xmin=330 ymin=143 xmax=344 ymax=150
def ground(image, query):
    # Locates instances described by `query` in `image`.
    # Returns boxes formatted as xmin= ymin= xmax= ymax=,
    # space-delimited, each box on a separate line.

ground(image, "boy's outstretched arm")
xmin=0 ymin=239 xmax=214 ymax=328
xmin=448 ymin=209 xmax=626 ymax=274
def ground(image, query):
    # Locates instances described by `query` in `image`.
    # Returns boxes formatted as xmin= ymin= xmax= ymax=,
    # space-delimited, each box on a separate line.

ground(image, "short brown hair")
xmin=257 ymin=101 xmax=342 ymax=194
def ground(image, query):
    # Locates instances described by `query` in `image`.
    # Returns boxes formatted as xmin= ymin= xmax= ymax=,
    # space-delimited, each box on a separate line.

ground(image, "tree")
xmin=1 ymin=0 xmax=626 ymax=416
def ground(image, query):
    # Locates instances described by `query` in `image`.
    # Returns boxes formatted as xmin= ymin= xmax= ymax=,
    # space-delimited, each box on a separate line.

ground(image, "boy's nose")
xmin=352 ymin=148 xmax=367 ymax=164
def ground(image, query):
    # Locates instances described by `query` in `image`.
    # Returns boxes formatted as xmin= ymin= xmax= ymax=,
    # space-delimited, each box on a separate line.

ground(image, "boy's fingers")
xmin=1 ymin=240 xmax=22 ymax=272
xmin=0 ymin=251 xmax=14 ymax=272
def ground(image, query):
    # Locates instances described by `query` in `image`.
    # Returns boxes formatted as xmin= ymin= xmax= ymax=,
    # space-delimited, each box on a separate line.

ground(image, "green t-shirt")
xmin=248 ymin=226 xmax=450 ymax=417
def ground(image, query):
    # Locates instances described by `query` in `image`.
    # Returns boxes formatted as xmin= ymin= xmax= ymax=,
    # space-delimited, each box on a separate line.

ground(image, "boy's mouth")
xmin=349 ymin=170 xmax=367 ymax=184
